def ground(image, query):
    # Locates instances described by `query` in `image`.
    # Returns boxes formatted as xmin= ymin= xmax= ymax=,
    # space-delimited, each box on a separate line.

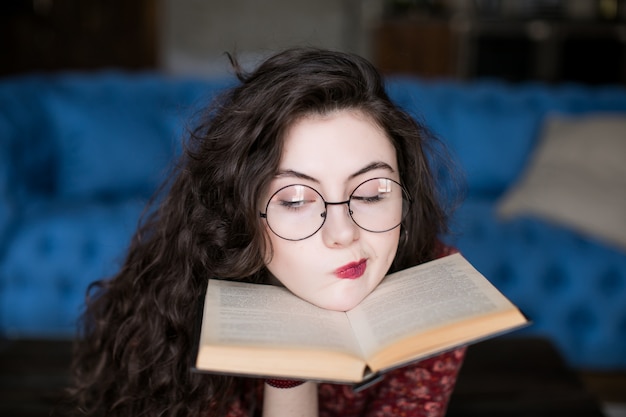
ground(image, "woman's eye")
xmin=352 ymin=194 xmax=384 ymax=203
xmin=272 ymin=185 xmax=319 ymax=211
xmin=279 ymin=199 xmax=308 ymax=209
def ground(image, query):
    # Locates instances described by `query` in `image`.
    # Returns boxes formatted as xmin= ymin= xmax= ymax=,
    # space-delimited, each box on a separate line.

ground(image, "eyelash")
xmin=352 ymin=195 xmax=383 ymax=203
xmin=278 ymin=199 xmax=309 ymax=210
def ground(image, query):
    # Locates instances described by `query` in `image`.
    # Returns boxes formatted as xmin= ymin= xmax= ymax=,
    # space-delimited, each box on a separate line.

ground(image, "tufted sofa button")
xmin=80 ymin=239 xmax=98 ymax=264
xmin=541 ymin=264 xmax=569 ymax=295
xmin=36 ymin=234 xmax=54 ymax=258
xmin=55 ymin=273 xmax=74 ymax=298
xmin=566 ymin=306 xmax=597 ymax=335
xmin=597 ymin=267 xmax=624 ymax=297
xmin=491 ymin=261 xmax=516 ymax=289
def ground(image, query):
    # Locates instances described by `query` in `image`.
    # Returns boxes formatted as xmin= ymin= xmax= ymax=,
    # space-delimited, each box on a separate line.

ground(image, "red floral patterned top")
xmin=224 ymin=245 xmax=466 ymax=417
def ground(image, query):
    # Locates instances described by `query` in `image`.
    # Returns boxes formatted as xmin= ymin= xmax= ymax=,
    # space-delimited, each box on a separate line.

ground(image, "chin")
xmin=322 ymin=279 xmax=381 ymax=311
xmin=322 ymin=303 xmax=354 ymax=313
xmin=316 ymin=292 xmax=365 ymax=312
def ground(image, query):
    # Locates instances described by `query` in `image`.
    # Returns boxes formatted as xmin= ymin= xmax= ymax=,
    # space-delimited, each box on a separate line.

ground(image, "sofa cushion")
xmin=42 ymin=76 xmax=191 ymax=199
xmin=387 ymin=80 xmax=543 ymax=195
xmin=0 ymin=77 xmax=58 ymax=248
xmin=387 ymin=79 xmax=626 ymax=197
xmin=441 ymin=86 xmax=544 ymax=194
xmin=497 ymin=113 xmax=626 ymax=251
xmin=0 ymin=199 xmax=145 ymax=337
xmin=0 ymin=105 xmax=13 ymax=249
xmin=448 ymin=197 xmax=626 ymax=368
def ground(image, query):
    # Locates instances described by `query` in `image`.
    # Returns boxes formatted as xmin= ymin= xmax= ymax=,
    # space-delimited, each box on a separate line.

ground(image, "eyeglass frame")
xmin=259 ymin=177 xmax=412 ymax=241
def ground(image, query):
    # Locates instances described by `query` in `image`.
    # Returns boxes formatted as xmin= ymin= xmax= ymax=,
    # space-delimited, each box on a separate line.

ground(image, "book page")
xmin=346 ymin=253 xmax=516 ymax=359
xmin=200 ymin=280 xmax=363 ymax=357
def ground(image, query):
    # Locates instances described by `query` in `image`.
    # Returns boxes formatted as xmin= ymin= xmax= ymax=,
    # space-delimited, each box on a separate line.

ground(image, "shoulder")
xmin=368 ymin=348 xmax=466 ymax=415
xmin=384 ymin=347 xmax=466 ymax=386
xmin=358 ymin=348 xmax=467 ymax=415
xmin=317 ymin=348 xmax=466 ymax=416
xmin=434 ymin=241 xmax=459 ymax=259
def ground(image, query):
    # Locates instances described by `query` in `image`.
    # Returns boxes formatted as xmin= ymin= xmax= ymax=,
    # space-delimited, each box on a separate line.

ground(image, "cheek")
xmin=378 ymin=229 xmax=401 ymax=262
xmin=264 ymin=244 xmax=315 ymax=294
xmin=373 ymin=230 xmax=401 ymax=279
xmin=263 ymin=232 xmax=302 ymax=279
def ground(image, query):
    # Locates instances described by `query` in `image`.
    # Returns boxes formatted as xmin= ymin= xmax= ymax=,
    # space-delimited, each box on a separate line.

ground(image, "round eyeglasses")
xmin=260 ymin=177 xmax=411 ymax=241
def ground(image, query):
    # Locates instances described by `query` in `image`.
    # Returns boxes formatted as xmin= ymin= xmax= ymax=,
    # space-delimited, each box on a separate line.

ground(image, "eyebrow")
xmin=350 ymin=161 xmax=396 ymax=179
xmin=275 ymin=161 xmax=396 ymax=183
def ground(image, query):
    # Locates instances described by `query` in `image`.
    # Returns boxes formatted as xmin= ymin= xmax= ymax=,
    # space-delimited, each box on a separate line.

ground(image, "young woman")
xmin=65 ymin=47 xmax=464 ymax=417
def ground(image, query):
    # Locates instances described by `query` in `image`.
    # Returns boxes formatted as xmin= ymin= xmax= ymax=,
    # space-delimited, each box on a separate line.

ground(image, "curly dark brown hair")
xmin=62 ymin=47 xmax=458 ymax=416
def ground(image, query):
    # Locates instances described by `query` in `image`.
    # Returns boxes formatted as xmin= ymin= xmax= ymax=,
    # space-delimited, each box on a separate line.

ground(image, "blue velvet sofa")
xmin=1 ymin=71 xmax=625 ymax=370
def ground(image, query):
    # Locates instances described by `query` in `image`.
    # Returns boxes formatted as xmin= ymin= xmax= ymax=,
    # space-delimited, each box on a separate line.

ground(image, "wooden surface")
xmin=0 ymin=337 xmax=612 ymax=416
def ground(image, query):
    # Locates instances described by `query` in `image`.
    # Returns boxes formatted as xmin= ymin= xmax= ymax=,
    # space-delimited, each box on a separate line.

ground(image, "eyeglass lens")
xmin=263 ymin=178 xmax=409 ymax=241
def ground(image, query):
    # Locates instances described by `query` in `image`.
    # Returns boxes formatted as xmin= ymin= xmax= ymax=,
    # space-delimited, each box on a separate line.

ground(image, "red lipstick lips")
xmin=335 ymin=259 xmax=367 ymax=279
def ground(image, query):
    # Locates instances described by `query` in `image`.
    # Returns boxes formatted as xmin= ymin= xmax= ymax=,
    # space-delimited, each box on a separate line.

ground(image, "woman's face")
xmin=261 ymin=110 xmax=401 ymax=311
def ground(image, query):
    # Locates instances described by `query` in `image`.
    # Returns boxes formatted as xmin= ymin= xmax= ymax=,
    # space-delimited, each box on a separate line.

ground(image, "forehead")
xmin=280 ymin=111 xmax=397 ymax=178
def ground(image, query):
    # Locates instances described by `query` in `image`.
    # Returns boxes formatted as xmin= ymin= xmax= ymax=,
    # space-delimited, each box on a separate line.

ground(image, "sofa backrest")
xmin=0 ymin=72 xmax=230 ymax=335
xmin=386 ymin=78 xmax=626 ymax=196
xmin=1 ymin=72 xmax=626 ymax=369
xmin=0 ymin=72 xmax=231 ymax=243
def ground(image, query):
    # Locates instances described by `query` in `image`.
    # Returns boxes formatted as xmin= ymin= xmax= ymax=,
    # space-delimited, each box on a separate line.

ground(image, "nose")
xmin=321 ymin=202 xmax=359 ymax=247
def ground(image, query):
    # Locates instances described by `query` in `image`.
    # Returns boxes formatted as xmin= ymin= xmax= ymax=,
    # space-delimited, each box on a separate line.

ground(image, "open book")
xmin=194 ymin=253 xmax=528 ymax=385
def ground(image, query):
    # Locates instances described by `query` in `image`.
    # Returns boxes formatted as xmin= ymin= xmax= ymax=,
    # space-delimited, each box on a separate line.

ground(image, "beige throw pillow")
xmin=497 ymin=113 xmax=626 ymax=251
